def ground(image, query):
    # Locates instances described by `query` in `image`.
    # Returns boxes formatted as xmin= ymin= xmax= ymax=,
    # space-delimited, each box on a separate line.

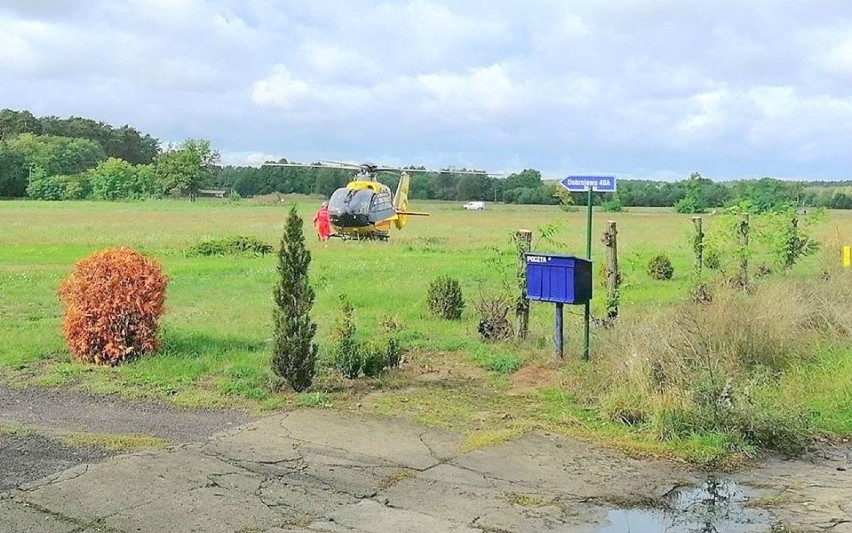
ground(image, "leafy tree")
xmin=733 ymin=178 xmax=801 ymax=213
xmin=0 ymin=143 xmax=27 ymax=197
xmin=312 ymin=167 xmax=350 ymax=196
xmin=88 ymin=158 xmax=158 ymax=200
xmin=456 ymin=173 xmax=490 ymax=200
xmin=156 ymin=139 xmax=220 ymax=201
xmin=26 ymin=167 xmax=64 ymax=200
xmin=674 ymin=172 xmax=706 ymax=214
xmin=600 ymin=192 xmax=624 ymax=212
xmin=105 ymin=125 xmax=159 ymax=165
xmin=408 ymin=173 xmax=434 ymax=199
xmin=0 ymin=109 xmax=41 ymax=138
xmin=505 ymin=169 xmax=542 ymax=190
xmin=503 ymin=185 xmax=559 ymax=205
xmin=759 ymin=207 xmax=823 ymax=270
xmin=8 ymin=133 xmax=105 ymax=177
xmin=828 ymin=192 xmax=852 ymax=209
xmin=2 ymin=109 xmax=159 ymax=164
xmin=89 ymin=158 xmax=136 ymax=200
xmin=272 ymin=205 xmax=318 ymax=392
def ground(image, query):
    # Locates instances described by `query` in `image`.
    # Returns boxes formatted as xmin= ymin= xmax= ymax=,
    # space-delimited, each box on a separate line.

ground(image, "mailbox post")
xmin=525 ymin=253 xmax=592 ymax=358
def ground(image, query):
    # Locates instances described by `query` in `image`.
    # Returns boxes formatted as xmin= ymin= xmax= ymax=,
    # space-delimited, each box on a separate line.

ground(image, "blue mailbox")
xmin=525 ymin=253 xmax=592 ymax=304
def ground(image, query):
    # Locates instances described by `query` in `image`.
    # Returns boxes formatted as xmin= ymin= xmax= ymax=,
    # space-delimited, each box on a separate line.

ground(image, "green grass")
xmin=1 ymin=198 xmax=850 ymax=463
xmin=55 ymin=432 xmax=170 ymax=451
xmin=296 ymin=391 xmax=332 ymax=407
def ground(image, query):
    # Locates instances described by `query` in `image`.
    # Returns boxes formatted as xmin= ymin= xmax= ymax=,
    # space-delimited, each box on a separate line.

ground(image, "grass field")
xmin=1 ymin=198 xmax=850 ymax=464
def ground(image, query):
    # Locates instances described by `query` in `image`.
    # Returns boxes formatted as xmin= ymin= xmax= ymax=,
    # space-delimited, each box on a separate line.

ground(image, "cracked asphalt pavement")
xmin=1 ymin=408 xmax=850 ymax=533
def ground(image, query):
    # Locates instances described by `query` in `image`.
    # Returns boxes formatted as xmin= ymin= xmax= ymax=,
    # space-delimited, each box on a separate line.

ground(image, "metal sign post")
xmin=559 ymin=176 xmax=617 ymax=360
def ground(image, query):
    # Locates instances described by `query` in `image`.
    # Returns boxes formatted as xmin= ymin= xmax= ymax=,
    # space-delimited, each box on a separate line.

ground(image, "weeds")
xmin=470 ymin=344 xmax=522 ymax=373
xmin=587 ymin=276 xmax=851 ymax=455
xmin=296 ymin=391 xmax=332 ymax=407
xmin=474 ymin=292 xmax=514 ymax=341
xmin=187 ymin=235 xmax=273 ymax=256
xmin=331 ymin=296 xmax=404 ymax=379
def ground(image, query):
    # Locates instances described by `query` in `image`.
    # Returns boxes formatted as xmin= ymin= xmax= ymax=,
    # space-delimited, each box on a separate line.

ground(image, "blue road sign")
xmin=560 ymin=176 xmax=617 ymax=192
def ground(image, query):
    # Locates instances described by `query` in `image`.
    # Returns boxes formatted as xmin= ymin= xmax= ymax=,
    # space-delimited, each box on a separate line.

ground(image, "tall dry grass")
xmin=582 ymin=271 xmax=852 ymax=456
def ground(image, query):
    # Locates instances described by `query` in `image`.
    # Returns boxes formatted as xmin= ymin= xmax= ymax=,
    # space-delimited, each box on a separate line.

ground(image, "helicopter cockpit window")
xmin=372 ymin=191 xmax=392 ymax=212
xmin=327 ymin=188 xmax=353 ymax=213
xmin=370 ymin=191 xmax=395 ymax=222
xmin=347 ymin=190 xmax=373 ymax=215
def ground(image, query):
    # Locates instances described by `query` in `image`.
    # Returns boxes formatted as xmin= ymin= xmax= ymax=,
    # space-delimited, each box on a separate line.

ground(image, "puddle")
xmin=596 ymin=478 xmax=768 ymax=532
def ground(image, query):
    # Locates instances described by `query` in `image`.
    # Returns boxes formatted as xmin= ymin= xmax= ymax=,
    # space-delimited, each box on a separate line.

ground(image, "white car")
xmin=463 ymin=201 xmax=485 ymax=210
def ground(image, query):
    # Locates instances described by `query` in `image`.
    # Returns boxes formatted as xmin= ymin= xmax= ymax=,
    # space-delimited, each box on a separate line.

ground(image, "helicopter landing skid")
xmin=334 ymin=232 xmax=389 ymax=241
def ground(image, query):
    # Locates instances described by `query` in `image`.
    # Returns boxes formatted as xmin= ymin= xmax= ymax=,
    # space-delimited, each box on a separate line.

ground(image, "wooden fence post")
xmin=602 ymin=221 xmax=620 ymax=323
xmin=692 ymin=216 xmax=704 ymax=273
xmin=515 ymin=229 xmax=532 ymax=339
xmin=738 ymin=213 xmax=750 ymax=286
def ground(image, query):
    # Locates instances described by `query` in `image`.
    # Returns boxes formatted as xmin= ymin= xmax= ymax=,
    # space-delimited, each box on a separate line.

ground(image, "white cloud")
xmin=417 ymin=64 xmax=520 ymax=120
xmin=251 ymin=64 xmax=311 ymax=110
xmin=675 ymin=88 xmax=733 ymax=141
xmin=815 ymin=37 xmax=852 ymax=79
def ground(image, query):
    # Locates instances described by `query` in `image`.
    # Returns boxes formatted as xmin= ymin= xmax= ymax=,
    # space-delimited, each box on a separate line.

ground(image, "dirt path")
xmin=0 ymin=384 xmax=252 ymax=491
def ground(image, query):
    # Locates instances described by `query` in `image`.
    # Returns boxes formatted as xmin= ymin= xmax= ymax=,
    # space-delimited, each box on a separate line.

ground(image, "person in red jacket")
xmin=313 ymin=201 xmax=331 ymax=241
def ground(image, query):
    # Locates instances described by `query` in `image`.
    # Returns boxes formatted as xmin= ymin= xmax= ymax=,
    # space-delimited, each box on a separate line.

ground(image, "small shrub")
xmin=736 ymin=404 xmax=811 ymax=456
xmin=188 ymin=235 xmax=272 ymax=256
xmin=600 ymin=196 xmax=624 ymax=213
xmin=332 ymin=298 xmax=403 ymax=379
xmin=647 ymin=254 xmax=674 ymax=280
xmin=427 ymin=276 xmax=465 ymax=320
xmin=474 ymin=294 xmax=514 ymax=341
xmin=361 ymin=339 xmax=391 ymax=377
xmin=704 ymin=248 xmax=721 ymax=270
xmin=59 ymin=248 xmax=168 ymax=365
xmin=332 ymin=296 xmax=362 ymax=379
xmin=690 ymin=282 xmax=713 ymax=304
xmin=334 ymin=340 xmax=362 ymax=379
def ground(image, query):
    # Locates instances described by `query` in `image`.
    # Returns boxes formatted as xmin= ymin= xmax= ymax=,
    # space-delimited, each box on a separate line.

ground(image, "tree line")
xmin=214 ymin=165 xmax=852 ymax=211
xmin=0 ymin=108 xmax=850 ymax=210
xmin=0 ymin=109 xmax=218 ymax=201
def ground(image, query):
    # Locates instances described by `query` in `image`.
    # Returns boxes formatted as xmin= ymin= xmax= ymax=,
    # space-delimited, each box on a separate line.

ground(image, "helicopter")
xmin=263 ymin=160 xmax=490 ymax=241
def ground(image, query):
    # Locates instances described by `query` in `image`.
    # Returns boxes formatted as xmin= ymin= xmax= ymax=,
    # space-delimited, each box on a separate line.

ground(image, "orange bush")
xmin=58 ymin=247 xmax=168 ymax=365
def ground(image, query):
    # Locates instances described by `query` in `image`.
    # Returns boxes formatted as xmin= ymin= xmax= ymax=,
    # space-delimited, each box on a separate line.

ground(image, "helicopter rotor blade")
xmin=262 ymin=162 xmax=323 ymax=168
xmin=262 ymin=162 xmax=361 ymax=171
xmin=317 ymin=160 xmax=363 ymax=170
xmin=264 ymin=159 xmax=502 ymax=176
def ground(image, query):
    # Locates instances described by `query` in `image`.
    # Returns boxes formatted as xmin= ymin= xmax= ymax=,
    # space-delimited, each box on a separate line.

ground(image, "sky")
xmin=2 ymin=1 xmax=852 ymax=181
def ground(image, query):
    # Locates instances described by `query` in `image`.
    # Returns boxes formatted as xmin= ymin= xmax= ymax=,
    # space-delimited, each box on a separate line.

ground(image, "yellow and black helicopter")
xmin=264 ymin=160 xmax=488 ymax=241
